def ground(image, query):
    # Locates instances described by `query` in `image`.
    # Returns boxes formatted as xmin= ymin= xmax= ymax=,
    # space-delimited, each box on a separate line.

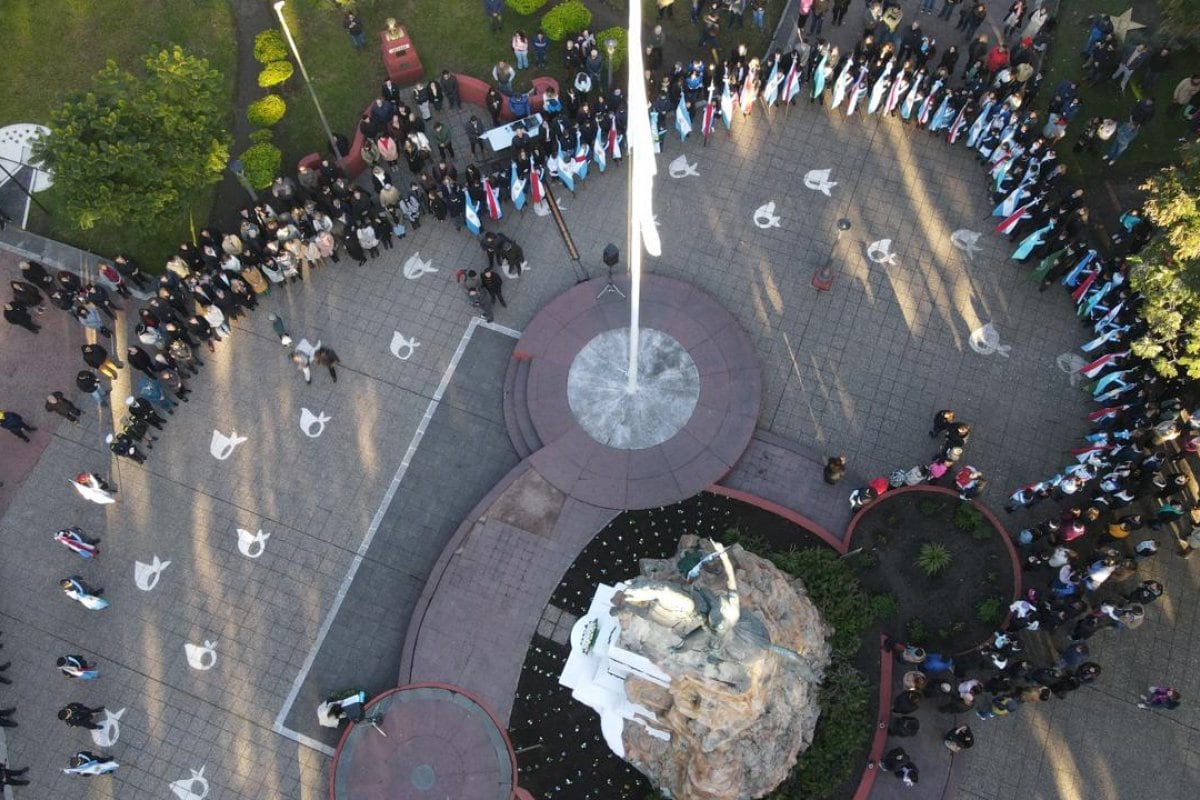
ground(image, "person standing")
xmin=0 ymin=410 xmax=37 ymax=442
xmin=658 ymin=0 xmax=676 ymax=19
xmin=929 ymin=409 xmax=956 ymax=438
xmin=81 ymin=344 xmax=120 ymax=379
xmin=75 ymin=371 xmax=109 ymax=407
xmin=485 ymin=0 xmax=503 ymax=32
xmin=3 ymin=301 xmax=40 ymax=333
xmin=343 ymin=12 xmax=366 ymax=50
xmin=126 ymin=396 xmax=166 ymax=429
xmin=943 ymin=724 xmax=974 ymax=751
xmin=73 ymin=304 xmax=111 ymax=338
xmin=58 ymin=703 xmax=105 ymax=730
xmin=481 ymin=265 xmax=506 ymax=307
xmin=106 ymin=432 xmax=147 ymax=464
xmin=532 ymin=31 xmax=550 ymax=66
xmin=466 ymin=285 xmax=494 ymax=323
xmin=467 ymin=115 xmax=487 ymax=157
xmin=126 ymin=346 xmax=158 ymax=380
xmin=512 ymin=30 xmax=530 ymax=70
xmin=10 ymin=279 xmax=46 ymax=311
xmin=45 ymin=392 xmax=82 ymax=422
xmin=314 ymin=346 xmax=341 ymax=383
xmin=0 ymin=761 xmax=29 ymax=787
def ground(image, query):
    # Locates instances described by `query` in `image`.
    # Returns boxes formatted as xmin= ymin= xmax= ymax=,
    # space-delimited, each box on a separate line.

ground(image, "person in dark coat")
xmin=126 ymin=346 xmax=158 ymax=380
xmin=46 ymin=391 xmax=83 ymax=422
xmin=19 ymin=259 xmax=56 ymax=293
xmin=481 ymin=265 xmax=506 ymax=307
xmin=58 ymin=703 xmax=104 ymax=730
xmin=10 ymin=279 xmax=45 ymax=309
xmin=0 ymin=410 xmax=38 ymax=442
xmin=3 ymin=302 xmax=39 ymax=333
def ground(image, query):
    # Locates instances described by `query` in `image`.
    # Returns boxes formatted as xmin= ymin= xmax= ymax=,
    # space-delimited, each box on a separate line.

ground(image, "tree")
xmin=1130 ymin=142 xmax=1200 ymax=379
xmin=1159 ymin=0 xmax=1200 ymax=43
xmin=31 ymin=47 xmax=230 ymax=230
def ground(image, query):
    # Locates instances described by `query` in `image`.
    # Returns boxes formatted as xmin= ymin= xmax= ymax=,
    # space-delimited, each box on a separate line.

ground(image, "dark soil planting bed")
xmin=507 ymin=492 xmax=880 ymax=800
xmin=851 ymin=489 xmax=1018 ymax=654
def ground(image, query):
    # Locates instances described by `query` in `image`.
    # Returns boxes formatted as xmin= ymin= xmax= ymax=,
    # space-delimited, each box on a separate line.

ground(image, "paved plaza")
xmin=2 ymin=8 xmax=1199 ymax=800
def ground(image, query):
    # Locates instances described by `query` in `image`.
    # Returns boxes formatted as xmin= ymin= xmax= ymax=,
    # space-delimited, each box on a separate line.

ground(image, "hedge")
xmin=257 ymin=60 xmax=294 ymax=89
xmin=246 ymin=94 xmax=287 ymax=127
xmin=238 ymin=142 xmax=282 ymax=189
xmin=253 ymin=30 xmax=288 ymax=64
xmin=595 ymin=26 xmax=628 ymax=72
xmin=507 ymin=0 xmax=550 ymax=14
xmin=541 ymin=0 xmax=591 ymax=41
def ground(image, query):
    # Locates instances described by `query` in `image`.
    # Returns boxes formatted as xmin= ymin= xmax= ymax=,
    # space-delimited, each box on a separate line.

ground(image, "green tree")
xmin=31 ymin=47 xmax=230 ymax=231
xmin=1159 ymin=0 xmax=1200 ymax=42
xmin=1130 ymin=142 xmax=1200 ymax=379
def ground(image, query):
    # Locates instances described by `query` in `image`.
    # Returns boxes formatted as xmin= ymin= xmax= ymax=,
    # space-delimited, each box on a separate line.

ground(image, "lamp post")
xmin=273 ymin=1 xmax=343 ymax=161
xmin=605 ymin=37 xmax=617 ymax=90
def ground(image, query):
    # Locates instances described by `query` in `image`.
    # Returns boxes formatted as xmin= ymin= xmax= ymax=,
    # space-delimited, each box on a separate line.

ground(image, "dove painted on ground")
xmin=803 ymin=168 xmax=837 ymax=196
xmin=184 ymin=640 xmax=217 ymax=671
xmin=753 ymin=201 xmax=782 ymax=229
xmin=1057 ymin=353 xmax=1088 ymax=386
xmin=299 ymin=408 xmax=331 ymax=438
xmin=236 ymin=528 xmax=271 ymax=559
xmin=134 ymin=555 xmax=171 ymax=592
xmin=91 ymin=707 xmax=126 ymax=748
xmin=951 ymin=229 xmax=984 ymax=260
xmin=867 ymin=239 xmax=899 ymax=264
xmin=390 ymin=331 xmax=421 ymax=360
xmin=170 ymin=766 xmax=210 ymax=800
xmin=969 ymin=322 xmax=1012 ymax=357
xmin=668 ymin=155 xmax=700 ymax=178
xmin=402 ymin=252 xmax=438 ymax=279
xmin=209 ymin=430 xmax=247 ymax=460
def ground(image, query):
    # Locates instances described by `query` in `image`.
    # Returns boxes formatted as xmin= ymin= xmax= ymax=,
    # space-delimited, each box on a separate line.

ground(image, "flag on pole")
xmin=702 ymin=98 xmax=716 ymax=140
xmin=783 ymin=59 xmax=801 ymax=103
xmin=463 ymin=189 xmax=481 ymax=235
xmin=593 ymin=128 xmax=606 ymax=172
xmin=482 ymin=177 xmax=502 ymax=220
xmin=762 ymin=61 xmax=781 ymax=107
xmin=530 ymin=168 xmax=544 ymax=205
xmin=573 ymin=137 xmax=589 ymax=181
xmin=719 ymin=81 xmax=733 ymax=129
xmin=740 ymin=70 xmax=757 ymax=115
xmin=675 ymin=95 xmax=692 ymax=141
xmin=510 ymin=162 xmax=526 ymax=211
xmin=556 ymin=146 xmax=574 ymax=192
xmin=608 ymin=126 xmax=622 ymax=160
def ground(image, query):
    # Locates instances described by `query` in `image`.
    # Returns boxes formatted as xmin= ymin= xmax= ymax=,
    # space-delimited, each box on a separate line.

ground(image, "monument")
xmin=559 ymin=536 xmax=831 ymax=800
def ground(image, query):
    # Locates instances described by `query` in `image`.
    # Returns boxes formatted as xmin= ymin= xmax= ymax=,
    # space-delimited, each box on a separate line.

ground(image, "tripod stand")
xmin=596 ymin=242 xmax=625 ymax=299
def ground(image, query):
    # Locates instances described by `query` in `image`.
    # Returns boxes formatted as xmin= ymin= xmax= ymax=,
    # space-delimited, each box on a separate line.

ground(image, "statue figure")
xmin=384 ymin=18 xmax=404 ymax=41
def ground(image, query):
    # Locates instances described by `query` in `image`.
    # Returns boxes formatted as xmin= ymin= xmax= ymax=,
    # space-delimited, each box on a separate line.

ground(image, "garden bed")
xmin=850 ymin=489 xmax=1017 ymax=655
xmin=507 ymin=491 xmax=883 ymax=800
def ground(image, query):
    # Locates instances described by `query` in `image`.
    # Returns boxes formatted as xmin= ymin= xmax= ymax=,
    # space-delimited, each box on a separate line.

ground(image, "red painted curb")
xmin=707 ymin=483 xmax=848 ymax=554
xmin=853 ymin=634 xmax=895 ymax=800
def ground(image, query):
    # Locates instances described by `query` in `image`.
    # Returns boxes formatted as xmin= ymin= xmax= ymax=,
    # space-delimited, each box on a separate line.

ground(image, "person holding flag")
xmin=593 ymin=127 xmax=607 ymax=172
xmin=463 ymin=188 xmax=482 ymax=235
xmin=761 ymin=53 xmax=783 ymax=109
xmin=701 ymin=83 xmax=717 ymax=143
xmin=675 ymin=94 xmax=693 ymax=141
xmin=482 ymin=174 xmax=503 ymax=220
xmin=556 ymin=143 xmax=575 ymax=192
xmin=719 ymin=76 xmax=735 ymax=128
xmin=740 ymin=59 xmax=760 ymax=115
xmin=510 ymin=161 xmax=527 ymax=212
xmin=573 ymin=135 xmax=590 ymax=181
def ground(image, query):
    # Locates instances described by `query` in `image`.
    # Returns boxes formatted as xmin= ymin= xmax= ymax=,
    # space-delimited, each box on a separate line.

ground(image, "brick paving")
xmin=1 ymin=4 xmax=1198 ymax=800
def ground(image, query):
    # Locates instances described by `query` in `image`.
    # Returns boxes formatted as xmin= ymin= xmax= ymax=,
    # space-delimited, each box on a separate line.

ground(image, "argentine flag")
xmin=719 ymin=81 xmax=733 ymax=129
xmin=463 ymin=189 xmax=481 ymax=235
xmin=675 ymin=95 xmax=692 ymax=141
xmin=510 ymin=162 xmax=526 ymax=212
xmin=593 ymin=128 xmax=606 ymax=172
xmin=557 ymin=146 xmax=575 ymax=192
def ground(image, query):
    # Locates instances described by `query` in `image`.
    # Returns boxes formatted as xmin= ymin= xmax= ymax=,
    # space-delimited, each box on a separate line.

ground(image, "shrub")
xmin=785 ymin=661 xmax=871 ymax=798
xmin=769 ymin=547 xmax=872 ymax=658
xmin=917 ymin=498 xmax=940 ymax=516
xmin=248 ymin=128 xmax=275 ymax=144
xmin=258 ymin=60 xmax=295 ymax=88
xmin=595 ymin=26 xmax=628 ymax=71
xmin=953 ymin=503 xmax=985 ymax=533
xmin=247 ymin=94 xmax=286 ymax=127
xmin=976 ymin=596 xmax=1005 ymax=626
xmin=238 ymin=142 xmax=282 ymax=189
xmin=905 ymin=617 xmax=928 ymax=643
xmin=541 ymin=0 xmax=592 ymax=41
xmin=868 ymin=592 xmax=899 ymax=620
xmin=507 ymin=0 xmax=550 ymax=14
xmin=253 ymin=30 xmax=288 ymax=64
xmin=916 ymin=542 xmax=952 ymax=576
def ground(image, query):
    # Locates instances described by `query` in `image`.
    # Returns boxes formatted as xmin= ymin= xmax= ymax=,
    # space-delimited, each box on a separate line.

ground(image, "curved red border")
xmin=328 ymin=681 xmax=524 ymax=800
xmin=707 ymin=483 xmax=848 ymax=553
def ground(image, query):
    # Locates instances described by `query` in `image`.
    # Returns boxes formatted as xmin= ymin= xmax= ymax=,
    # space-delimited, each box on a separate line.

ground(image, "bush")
xmin=769 ymin=547 xmax=873 ymax=659
xmin=238 ymin=142 xmax=282 ymax=189
xmin=254 ymin=30 xmax=288 ymax=64
xmin=595 ymin=26 xmax=628 ymax=71
xmin=976 ymin=596 xmax=1005 ymax=626
xmin=507 ymin=0 xmax=550 ymax=14
xmin=868 ymin=592 xmax=899 ymax=620
xmin=247 ymin=94 xmax=287 ymax=127
xmin=916 ymin=542 xmax=952 ymax=576
xmin=905 ymin=617 xmax=928 ymax=643
xmin=258 ymin=60 xmax=294 ymax=88
xmin=248 ymin=128 xmax=274 ymax=144
xmin=953 ymin=503 xmax=985 ymax=534
xmin=781 ymin=661 xmax=872 ymax=799
xmin=541 ymin=0 xmax=592 ymax=41
xmin=917 ymin=498 xmax=941 ymax=516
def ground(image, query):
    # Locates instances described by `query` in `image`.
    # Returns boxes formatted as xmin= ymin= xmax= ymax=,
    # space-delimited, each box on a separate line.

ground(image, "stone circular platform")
xmin=512 ymin=274 xmax=761 ymax=510
xmin=330 ymin=684 xmax=527 ymax=800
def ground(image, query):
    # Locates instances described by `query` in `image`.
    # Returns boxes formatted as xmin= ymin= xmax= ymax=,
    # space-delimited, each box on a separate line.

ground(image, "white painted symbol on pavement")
xmin=209 ymin=430 xmax=247 ymax=461
xmin=299 ymin=408 xmax=331 ymax=438
xmin=969 ymin=323 xmax=1012 ymax=357
xmin=668 ymin=155 xmax=700 ymax=178
xmin=867 ymin=239 xmax=899 ymax=265
xmin=134 ymin=555 xmax=171 ymax=592
xmin=753 ymin=201 xmax=782 ymax=229
xmin=184 ymin=640 xmax=218 ymax=671
xmin=236 ymin=528 xmax=271 ymax=559
xmin=1057 ymin=352 xmax=1088 ymax=386
xmin=803 ymin=168 xmax=838 ymax=196
xmin=402 ymin=252 xmax=438 ymax=279
xmin=91 ymin=707 xmax=125 ymax=748
xmin=390 ymin=331 xmax=421 ymax=360
xmin=951 ymin=229 xmax=984 ymax=260
xmin=170 ymin=766 xmax=210 ymax=800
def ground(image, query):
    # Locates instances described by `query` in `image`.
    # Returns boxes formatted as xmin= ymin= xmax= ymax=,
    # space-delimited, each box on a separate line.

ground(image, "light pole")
xmin=273 ymin=0 xmax=343 ymax=161
xmin=605 ymin=37 xmax=617 ymax=91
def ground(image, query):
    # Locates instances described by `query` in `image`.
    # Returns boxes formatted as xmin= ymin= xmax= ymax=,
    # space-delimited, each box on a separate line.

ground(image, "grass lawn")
xmin=1038 ymin=0 xmax=1194 ymax=207
xmin=0 ymin=0 xmax=236 ymax=266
